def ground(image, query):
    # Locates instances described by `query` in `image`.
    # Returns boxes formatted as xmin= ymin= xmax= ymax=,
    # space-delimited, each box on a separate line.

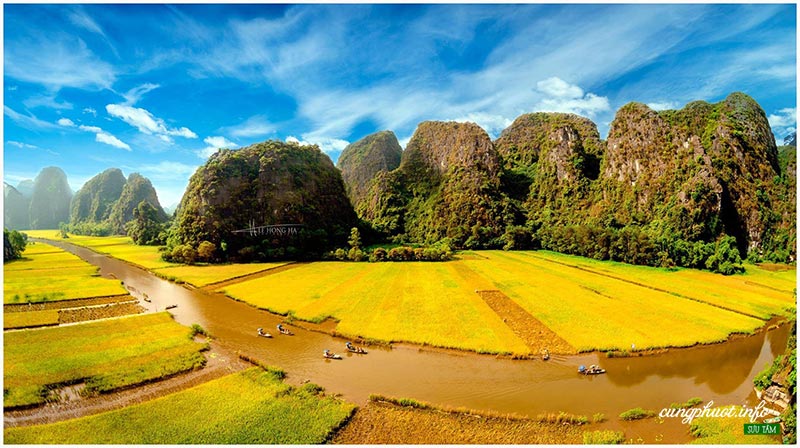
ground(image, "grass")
xmin=4 ymin=368 xmax=355 ymax=444
xmin=220 ymin=261 xmax=531 ymax=354
xmin=3 ymin=309 xmax=60 ymax=329
xmin=583 ymin=429 xmax=625 ymax=444
xmin=463 ymin=251 xmax=777 ymax=352
xmin=4 ymin=242 xmax=127 ymax=303
xmin=670 ymin=397 xmax=703 ymax=409
xmin=3 ymin=312 xmax=206 ymax=408
xmin=151 ymin=262 xmax=289 ymax=287
xmin=619 ymin=407 xmax=656 ymax=420
xmin=333 ymin=397 xmax=583 ymax=444
xmin=689 ymin=406 xmax=780 ymax=444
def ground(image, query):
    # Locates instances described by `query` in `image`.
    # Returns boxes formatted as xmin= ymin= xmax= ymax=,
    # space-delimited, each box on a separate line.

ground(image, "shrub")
xmin=370 ymin=247 xmax=387 ymax=262
xmin=197 ymin=241 xmax=216 ymax=262
xmin=619 ymin=407 xmax=655 ymax=420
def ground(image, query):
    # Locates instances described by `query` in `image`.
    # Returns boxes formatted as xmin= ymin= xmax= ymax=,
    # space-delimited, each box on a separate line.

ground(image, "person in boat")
xmin=324 ymin=349 xmax=331 ymax=357
xmin=346 ymin=341 xmax=354 ymax=351
xmin=257 ymin=327 xmax=264 ymax=336
xmin=277 ymin=324 xmax=284 ymax=332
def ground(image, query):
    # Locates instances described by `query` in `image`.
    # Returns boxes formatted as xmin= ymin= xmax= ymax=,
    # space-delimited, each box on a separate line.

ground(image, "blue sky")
xmin=3 ymin=3 xmax=797 ymax=208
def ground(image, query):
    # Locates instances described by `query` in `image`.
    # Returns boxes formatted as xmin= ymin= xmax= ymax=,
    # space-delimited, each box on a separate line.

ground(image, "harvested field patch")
xmin=331 ymin=399 xmax=583 ymax=444
xmin=57 ymin=302 xmax=145 ymax=324
xmin=476 ymin=290 xmax=574 ymax=354
xmin=4 ymin=295 xmax=132 ymax=313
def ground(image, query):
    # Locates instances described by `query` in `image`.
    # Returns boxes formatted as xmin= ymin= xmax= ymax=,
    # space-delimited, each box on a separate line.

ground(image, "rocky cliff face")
xmin=70 ymin=168 xmax=126 ymax=225
xmin=108 ymin=173 xmax=167 ymax=234
xmin=392 ymin=121 xmax=508 ymax=247
xmin=337 ymin=130 xmax=402 ymax=210
xmin=172 ymin=140 xmax=356 ymax=258
xmin=4 ymin=183 xmax=30 ymax=230
xmin=28 ymin=167 xmax=72 ymax=230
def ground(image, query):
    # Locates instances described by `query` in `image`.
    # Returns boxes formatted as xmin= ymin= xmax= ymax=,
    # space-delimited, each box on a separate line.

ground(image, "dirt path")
xmin=477 ymin=290 xmax=575 ymax=355
xmin=3 ymin=341 xmax=248 ymax=428
xmin=200 ymin=262 xmax=305 ymax=291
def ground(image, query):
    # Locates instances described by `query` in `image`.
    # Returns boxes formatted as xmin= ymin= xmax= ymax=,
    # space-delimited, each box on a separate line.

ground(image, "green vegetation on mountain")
xmin=338 ymin=130 xmax=402 ymax=211
xmin=4 ymin=183 xmax=30 ymax=230
xmin=28 ymin=167 xmax=72 ymax=230
xmin=69 ymin=168 xmax=126 ymax=235
xmin=168 ymin=140 xmax=357 ymax=262
xmin=108 ymin=173 xmax=168 ymax=235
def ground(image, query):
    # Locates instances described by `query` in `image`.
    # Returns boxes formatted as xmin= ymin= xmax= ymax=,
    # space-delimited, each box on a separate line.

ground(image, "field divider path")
xmin=3 ymin=341 xmax=249 ymax=427
xmin=202 ymin=262 xmax=302 ymax=290
xmin=523 ymin=253 xmax=766 ymax=321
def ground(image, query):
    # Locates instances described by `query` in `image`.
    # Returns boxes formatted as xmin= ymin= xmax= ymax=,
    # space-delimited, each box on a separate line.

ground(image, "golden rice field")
xmin=4 ymin=312 xmax=206 ymax=408
xmin=221 ymin=262 xmax=531 ymax=354
xmin=4 ymin=242 xmax=127 ymax=303
xmin=521 ymin=251 xmax=796 ymax=319
xmin=152 ymin=262 xmax=290 ymax=287
xmin=4 ymin=367 xmax=355 ymax=444
xmin=3 ymin=309 xmax=60 ymax=329
xmin=220 ymin=250 xmax=794 ymax=354
xmin=24 ymin=231 xmax=288 ymax=287
xmin=463 ymin=251 xmax=787 ymax=352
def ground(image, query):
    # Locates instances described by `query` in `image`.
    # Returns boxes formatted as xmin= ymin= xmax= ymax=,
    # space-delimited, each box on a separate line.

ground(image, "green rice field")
xmin=4 ymin=368 xmax=355 ymax=444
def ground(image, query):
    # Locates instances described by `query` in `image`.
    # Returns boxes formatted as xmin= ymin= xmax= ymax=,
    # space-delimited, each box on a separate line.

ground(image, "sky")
xmin=3 ymin=3 xmax=797 ymax=208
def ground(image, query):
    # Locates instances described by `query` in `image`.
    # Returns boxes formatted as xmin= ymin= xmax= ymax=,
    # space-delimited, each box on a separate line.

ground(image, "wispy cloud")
xmin=197 ymin=136 xmax=239 ymax=158
xmin=121 ymin=83 xmax=160 ymax=106
xmin=23 ymin=94 xmax=74 ymax=110
xmin=6 ymin=141 xmax=39 ymax=150
xmin=533 ymin=77 xmax=610 ymax=117
xmin=224 ymin=115 xmax=275 ymax=138
xmin=106 ymin=103 xmax=197 ymax=143
xmin=83 ymin=107 xmax=97 ymax=117
xmin=138 ymin=161 xmax=199 ymax=179
xmin=4 ymin=106 xmax=60 ymax=130
xmin=5 ymin=34 xmax=115 ymax=90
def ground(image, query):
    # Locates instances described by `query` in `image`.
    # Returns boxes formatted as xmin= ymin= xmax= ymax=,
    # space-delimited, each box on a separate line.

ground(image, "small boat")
xmin=323 ymin=350 xmax=342 ymax=360
xmin=541 ymin=349 xmax=550 ymax=361
xmin=257 ymin=328 xmax=272 ymax=338
xmin=578 ymin=364 xmax=606 ymax=375
xmin=276 ymin=325 xmax=293 ymax=336
xmin=165 ymin=304 xmax=178 ymax=310
xmin=346 ymin=343 xmax=367 ymax=354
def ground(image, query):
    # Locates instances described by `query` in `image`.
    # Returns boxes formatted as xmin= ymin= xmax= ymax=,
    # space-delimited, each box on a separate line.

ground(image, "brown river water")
xmin=44 ymin=239 xmax=791 ymax=443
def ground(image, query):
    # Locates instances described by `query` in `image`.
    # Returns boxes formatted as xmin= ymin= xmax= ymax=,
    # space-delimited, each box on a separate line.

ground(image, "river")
xmin=43 ymin=239 xmax=790 ymax=443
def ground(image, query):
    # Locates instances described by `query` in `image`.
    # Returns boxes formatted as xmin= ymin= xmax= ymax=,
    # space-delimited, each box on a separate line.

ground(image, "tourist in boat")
xmin=277 ymin=324 xmax=284 ymax=332
xmin=346 ymin=342 xmax=354 ymax=350
xmin=257 ymin=327 xmax=264 ymax=335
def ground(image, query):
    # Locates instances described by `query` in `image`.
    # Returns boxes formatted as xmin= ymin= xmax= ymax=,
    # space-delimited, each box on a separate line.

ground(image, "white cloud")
xmin=106 ymin=103 xmax=197 ymax=142
xmin=533 ymin=77 xmax=610 ymax=117
xmin=68 ymin=7 xmax=106 ymax=37
xmin=83 ymin=107 xmax=97 ymax=117
xmin=6 ymin=141 xmax=39 ymax=150
xmin=197 ymin=135 xmax=239 ymax=158
xmin=451 ymin=112 xmax=513 ymax=138
xmin=4 ymin=106 xmax=59 ymax=130
xmin=224 ymin=115 xmax=275 ymax=138
xmin=287 ymin=134 xmax=349 ymax=154
xmin=536 ymin=77 xmax=585 ymax=99
xmin=646 ymin=101 xmax=679 ymax=111
xmin=60 ymin=120 xmax=131 ymax=150
xmin=95 ymin=132 xmax=131 ymax=150
xmin=5 ymin=34 xmax=115 ymax=90
xmin=768 ymin=108 xmax=797 ymax=128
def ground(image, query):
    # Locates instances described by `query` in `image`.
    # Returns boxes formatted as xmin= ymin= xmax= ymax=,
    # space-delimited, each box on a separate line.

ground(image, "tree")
xmin=4 ymin=229 xmax=27 ymax=261
xmin=127 ymin=200 xmax=165 ymax=245
xmin=198 ymin=241 xmax=216 ymax=262
xmin=348 ymin=227 xmax=362 ymax=250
